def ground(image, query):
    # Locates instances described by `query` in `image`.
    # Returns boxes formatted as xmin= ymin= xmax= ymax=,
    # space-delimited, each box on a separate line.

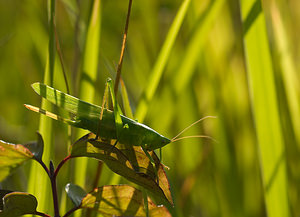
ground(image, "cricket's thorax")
xmin=74 ymin=109 xmax=170 ymax=150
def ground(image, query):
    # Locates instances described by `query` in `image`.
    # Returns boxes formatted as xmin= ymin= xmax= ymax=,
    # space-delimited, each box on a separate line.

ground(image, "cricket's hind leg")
xmin=141 ymin=144 xmax=160 ymax=184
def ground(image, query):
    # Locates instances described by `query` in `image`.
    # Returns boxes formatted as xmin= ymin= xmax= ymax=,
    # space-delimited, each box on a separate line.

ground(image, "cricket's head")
xmin=146 ymin=135 xmax=171 ymax=150
xmin=142 ymin=128 xmax=171 ymax=150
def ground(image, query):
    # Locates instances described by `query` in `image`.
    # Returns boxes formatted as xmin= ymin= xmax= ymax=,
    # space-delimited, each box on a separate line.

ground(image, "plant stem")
xmin=51 ymin=176 xmax=60 ymax=217
xmin=54 ymin=155 xmax=72 ymax=178
xmin=92 ymin=162 xmax=103 ymax=189
xmin=35 ymin=159 xmax=57 ymax=216
xmin=36 ymin=156 xmax=71 ymax=217
xmin=85 ymin=161 xmax=103 ymax=217
xmin=50 ymin=161 xmax=60 ymax=217
xmin=36 ymin=158 xmax=50 ymax=177
xmin=35 ymin=211 xmax=52 ymax=217
xmin=62 ymin=206 xmax=81 ymax=217
xmin=36 ymin=155 xmax=72 ymax=217
xmin=114 ymin=0 xmax=133 ymax=94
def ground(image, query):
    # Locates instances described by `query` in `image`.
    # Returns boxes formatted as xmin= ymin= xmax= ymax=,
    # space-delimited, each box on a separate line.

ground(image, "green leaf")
xmin=0 ymin=140 xmax=33 ymax=182
xmin=0 ymin=190 xmax=13 ymax=210
xmin=70 ymin=133 xmax=173 ymax=206
xmin=23 ymin=132 xmax=44 ymax=161
xmin=80 ymin=185 xmax=171 ymax=217
xmin=65 ymin=183 xmax=87 ymax=207
xmin=0 ymin=192 xmax=38 ymax=216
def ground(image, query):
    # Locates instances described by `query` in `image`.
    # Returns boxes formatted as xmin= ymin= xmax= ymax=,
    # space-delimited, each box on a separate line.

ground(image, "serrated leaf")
xmin=70 ymin=133 xmax=173 ymax=206
xmin=0 ymin=140 xmax=34 ymax=182
xmin=23 ymin=132 xmax=44 ymax=160
xmin=65 ymin=183 xmax=87 ymax=207
xmin=0 ymin=192 xmax=37 ymax=216
xmin=80 ymin=185 xmax=171 ymax=217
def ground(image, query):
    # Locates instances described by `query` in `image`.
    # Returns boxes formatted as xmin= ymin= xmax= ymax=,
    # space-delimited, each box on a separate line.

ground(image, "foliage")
xmin=0 ymin=0 xmax=299 ymax=216
xmin=0 ymin=131 xmax=172 ymax=216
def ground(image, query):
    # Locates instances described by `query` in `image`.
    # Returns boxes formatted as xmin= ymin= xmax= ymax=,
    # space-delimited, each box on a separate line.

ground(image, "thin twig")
xmin=114 ymin=0 xmax=133 ymax=95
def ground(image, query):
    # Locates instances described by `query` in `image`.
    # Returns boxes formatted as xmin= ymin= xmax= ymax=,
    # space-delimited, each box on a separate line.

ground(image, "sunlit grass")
xmin=0 ymin=0 xmax=299 ymax=216
xmin=240 ymin=1 xmax=290 ymax=216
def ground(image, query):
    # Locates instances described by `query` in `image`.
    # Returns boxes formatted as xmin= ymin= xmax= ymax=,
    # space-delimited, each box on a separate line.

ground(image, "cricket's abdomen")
xmin=75 ymin=110 xmax=170 ymax=150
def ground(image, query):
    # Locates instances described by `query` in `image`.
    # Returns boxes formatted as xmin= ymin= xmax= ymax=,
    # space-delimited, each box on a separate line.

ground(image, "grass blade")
xmin=27 ymin=0 xmax=56 ymax=215
xmin=134 ymin=0 xmax=191 ymax=122
xmin=73 ymin=1 xmax=101 ymax=216
xmin=240 ymin=1 xmax=290 ymax=216
xmin=268 ymin=2 xmax=300 ymax=147
xmin=172 ymin=0 xmax=225 ymax=95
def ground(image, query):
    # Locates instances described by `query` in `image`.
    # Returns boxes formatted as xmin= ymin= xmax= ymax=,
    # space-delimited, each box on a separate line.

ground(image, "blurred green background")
xmin=0 ymin=0 xmax=300 ymax=216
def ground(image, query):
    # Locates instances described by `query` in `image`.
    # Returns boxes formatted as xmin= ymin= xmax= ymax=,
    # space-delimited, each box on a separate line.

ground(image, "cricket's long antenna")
xmin=171 ymin=116 xmax=217 ymax=142
xmin=171 ymin=135 xmax=217 ymax=143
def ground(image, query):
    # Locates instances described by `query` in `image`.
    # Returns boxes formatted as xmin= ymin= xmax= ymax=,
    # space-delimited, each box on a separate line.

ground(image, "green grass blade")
xmin=73 ymin=1 xmax=101 ymax=216
xmin=134 ymin=0 xmax=191 ymax=122
xmin=172 ymin=0 xmax=225 ymax=95
xmin=240 ymin=1 xmax=290 ymax=217
xmin=268 ymin=2 xmax=300 ymax=147
xmin=27 ymin=0 xmax=56 ymax=215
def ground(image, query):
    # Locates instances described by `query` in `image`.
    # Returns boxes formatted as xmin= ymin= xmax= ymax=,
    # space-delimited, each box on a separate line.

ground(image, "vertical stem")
xmin=48 ymin=0 xmax=56 ymax=87
xmin=50 ymin=161 xmax=60 ymax=217
xmin=142 ymin=188 xmax=149 ymax=217
xmin=49 ymin=1 xmax=57 ymax=215
xmin=51 ymin=176 xmax=60 ymax=217
xmin=85 ymin=162 xmax=103 ymax=217
xmin=114 ymin=0 xmax=133 ymax=95
xmin=92 ymin=162 xmax=103 ymax=188
xmin=35 ymin=158 xmax=59 ymax=217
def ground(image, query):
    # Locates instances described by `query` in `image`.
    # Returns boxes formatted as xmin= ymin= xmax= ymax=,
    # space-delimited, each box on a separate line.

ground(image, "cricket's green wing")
xmin=31 ymin=82 xmax=102 ymax=118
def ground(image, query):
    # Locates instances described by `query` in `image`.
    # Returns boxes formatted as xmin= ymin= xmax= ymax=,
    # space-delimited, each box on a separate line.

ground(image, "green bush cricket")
xmin=25 ymin=80 xmax=171 ymax=150
xmin=25 ymin=79 xmax=215 ymax=161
